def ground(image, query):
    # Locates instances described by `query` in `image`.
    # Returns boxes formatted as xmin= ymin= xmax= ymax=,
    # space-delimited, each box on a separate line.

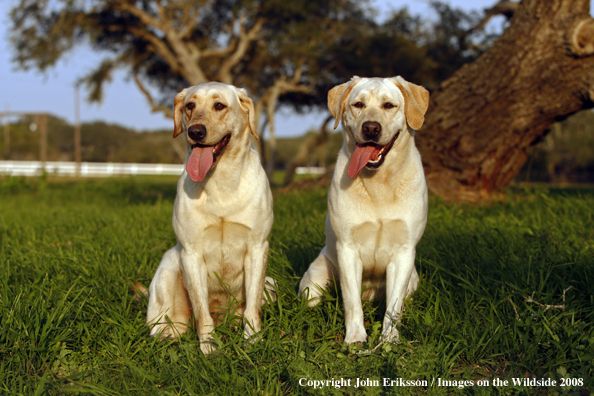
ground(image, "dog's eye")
xmin=383 ymin=103 xmax=396 ymax=109
xmin=186 ymin=102 xmax=195 ymax=111
xmin=353 ymin=102 xmax=364 ymax=108
xmin=214 ymin=103 xmax=227 ymax=111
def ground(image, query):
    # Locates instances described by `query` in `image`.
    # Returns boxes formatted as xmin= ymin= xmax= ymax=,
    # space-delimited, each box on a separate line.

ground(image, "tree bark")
xmin=418 ymin=0 xmax=594 ymax=201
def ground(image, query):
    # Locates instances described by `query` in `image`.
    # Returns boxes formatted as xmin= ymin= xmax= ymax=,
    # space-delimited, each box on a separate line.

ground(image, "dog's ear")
xmin=328 ymin=77 xmax=359 ymax=130
xmin=236 ymin=88 xmax=258 ymax=140
xmin=173 ymin=89 xmax=188 ymax=138
xmin=392 ymin=76 xmax=430 ymax=130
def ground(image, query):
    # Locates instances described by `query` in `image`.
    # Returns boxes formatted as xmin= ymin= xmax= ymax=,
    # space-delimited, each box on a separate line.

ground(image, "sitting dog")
xmin=299 ymin=76 xmax=430 ymax=344
xmin=145 ymin=82 xmax=275 ymax=354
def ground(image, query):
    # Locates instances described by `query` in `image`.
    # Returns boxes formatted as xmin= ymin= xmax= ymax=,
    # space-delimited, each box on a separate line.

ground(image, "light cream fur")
xmin=146 ymin=82 xmax=275 ymax=354
xmin=299 ymin=76 xmax=430 ymax=344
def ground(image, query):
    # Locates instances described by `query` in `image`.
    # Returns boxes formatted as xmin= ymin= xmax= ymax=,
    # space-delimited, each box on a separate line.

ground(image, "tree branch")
xmin=114 ymin=1 xmax=208 ymax=84
xmin=459 ymin=1 xmax=519 ymax=50
xmin=218 ymin=17 xmax=264 ymax=84
xmin=178 ymin=4 xmax=201 ymax=39
xmin=201 ymin=38 xmax=238 ymax=59
xmin=133 ymin=74 xmax=174 ymax=118
xmin=276 ymin=58 xmax=316 ymax=95
xmin=162 ymin=30 xmax=208 ymax=84
xmin=121 ymin=26 xmax=181 ymax=74
xmin=117 ymin=2 xmax=163 ymax=31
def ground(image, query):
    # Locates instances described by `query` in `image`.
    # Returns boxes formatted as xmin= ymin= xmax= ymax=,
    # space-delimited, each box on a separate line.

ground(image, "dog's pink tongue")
xmin=186 ymin=146 xmax=214 ymax=182
xmin=348 ymin=145 xmax=377 ymax=178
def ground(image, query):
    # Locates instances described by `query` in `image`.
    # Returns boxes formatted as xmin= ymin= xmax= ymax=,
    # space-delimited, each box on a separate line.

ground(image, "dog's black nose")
xmin=362 ymin=121 xmax=381 ymax=139
xmin=187 ymin=124 xmax=207 ymax=141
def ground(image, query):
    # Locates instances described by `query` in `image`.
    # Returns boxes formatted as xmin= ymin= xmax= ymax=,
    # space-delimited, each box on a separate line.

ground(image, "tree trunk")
xmin=265 ymin=84 xmax=281 ymax=180
xmin=418 ymin=0 xmax=594 ymax=201
xmin=283 ymin=115 xmax=333 ymax=186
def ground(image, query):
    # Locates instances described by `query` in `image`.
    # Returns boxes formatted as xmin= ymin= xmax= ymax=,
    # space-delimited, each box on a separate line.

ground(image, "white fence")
xmin=0 ymin=161 xmax=326 ymax=177
xmin=0 ymin=161 xmax=184 ymax=177
xmin=295 ymin=166 xmax=327 ymax=175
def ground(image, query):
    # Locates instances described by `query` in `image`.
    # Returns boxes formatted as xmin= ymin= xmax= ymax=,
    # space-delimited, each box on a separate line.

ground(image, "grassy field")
xmin=0 ymin=175 xmax=592 ymax=395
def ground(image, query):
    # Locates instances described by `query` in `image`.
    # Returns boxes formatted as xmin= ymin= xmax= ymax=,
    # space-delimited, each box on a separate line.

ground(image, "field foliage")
xmin=0 ymin=176 xmax=593 ymax=395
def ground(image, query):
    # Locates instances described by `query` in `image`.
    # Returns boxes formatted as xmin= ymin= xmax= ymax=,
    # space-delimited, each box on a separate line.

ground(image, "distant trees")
xmin=518 ymin=111 xmax=594 ymax=183
xmin=1 ymin=116 xmax=181 ymax=164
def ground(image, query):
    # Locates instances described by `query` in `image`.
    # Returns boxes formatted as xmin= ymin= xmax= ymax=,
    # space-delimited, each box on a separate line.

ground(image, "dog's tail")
xmin=130 ymin=282 xmax=149 ymax=301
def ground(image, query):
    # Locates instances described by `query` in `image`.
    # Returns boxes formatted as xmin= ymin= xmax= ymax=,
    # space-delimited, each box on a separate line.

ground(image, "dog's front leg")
xmin=337 ymin=243 xmax=367 ymax=343
xmin=180 ymin=248 xmax=216 ymax=354
xmin=382 ymin=248 xmax=416 ymax=343
xmin=243 ymin=241 xmax=269 ymax=340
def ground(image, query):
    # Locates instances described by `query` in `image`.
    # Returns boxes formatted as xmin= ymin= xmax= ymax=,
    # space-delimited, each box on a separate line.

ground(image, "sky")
xmin=0 ymin=0 xmax=583 ymax=137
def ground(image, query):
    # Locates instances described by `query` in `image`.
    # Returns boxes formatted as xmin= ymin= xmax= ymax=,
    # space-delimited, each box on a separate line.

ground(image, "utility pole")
xmin=74 ymin=85 xmax=81 ymax=176
xmin=2 ymin=106 xmax=9 ymax=159
xmin=38 ymin=113 xmax=48 ymax=172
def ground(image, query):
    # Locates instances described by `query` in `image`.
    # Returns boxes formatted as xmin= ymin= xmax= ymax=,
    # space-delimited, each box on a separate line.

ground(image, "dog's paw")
xmin=380 ymin=326 xmax=400 ymax=344
xmin=298 ymin=287 xmax=324 ymax=307
xmin=345 ymin=328 xmax=368 ymax=344
xmin=244 ymin=331 xmax=263 ymax=344
xmin=305 ymin=296 xmax=323 ymax=307
xmin=243 ymin=320 xmax=262 ymax=340
xmin=149 ymin=322 xmax=186 ymax=340
xmin=200 ymin=338 xmax=218 ymax=354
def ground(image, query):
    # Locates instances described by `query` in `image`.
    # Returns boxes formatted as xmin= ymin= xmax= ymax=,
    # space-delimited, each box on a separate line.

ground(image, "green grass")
xmin=0 ymin=176 xmax=593 ymax=395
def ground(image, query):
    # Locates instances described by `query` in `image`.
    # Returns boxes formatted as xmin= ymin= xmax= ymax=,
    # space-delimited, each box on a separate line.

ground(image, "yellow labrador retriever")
xmin=146 ymin=82 xmax=274 ymax=354
xmin=299 ymin=76 xmax=430 ymax=344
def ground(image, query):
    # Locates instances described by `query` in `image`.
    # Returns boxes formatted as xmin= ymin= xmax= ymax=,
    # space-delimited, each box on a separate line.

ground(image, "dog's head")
xmin=172 ymin=82 xmax=257 ymax=182
xmin=328 ymin=76 xmax=429 ymax=178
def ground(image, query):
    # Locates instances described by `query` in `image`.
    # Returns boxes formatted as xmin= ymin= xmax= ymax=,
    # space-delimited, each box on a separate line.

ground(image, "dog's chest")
xmin=350 ymin=219 xmax=409 ymax=277
xmin=200 ymin=217 xmax=250 ymax=266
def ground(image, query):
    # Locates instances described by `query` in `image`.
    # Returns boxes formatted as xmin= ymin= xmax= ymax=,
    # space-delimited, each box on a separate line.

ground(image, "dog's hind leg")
xmin=298 ymin=247 xmax=337 ymax=307
xmin=147 ymin=245 xmax=192 ymax=339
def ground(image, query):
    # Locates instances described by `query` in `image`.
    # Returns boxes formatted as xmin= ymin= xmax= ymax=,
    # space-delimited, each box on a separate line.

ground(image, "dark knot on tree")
xmin=572 ymin=18 xmax=594 ymax=57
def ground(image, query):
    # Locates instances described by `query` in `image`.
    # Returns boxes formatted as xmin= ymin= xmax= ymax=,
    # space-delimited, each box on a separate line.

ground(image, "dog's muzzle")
xmin=347 ymin=131 xmax=399 ymax=178
xmin=186 ymin=134 xmax=231 ymax=183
